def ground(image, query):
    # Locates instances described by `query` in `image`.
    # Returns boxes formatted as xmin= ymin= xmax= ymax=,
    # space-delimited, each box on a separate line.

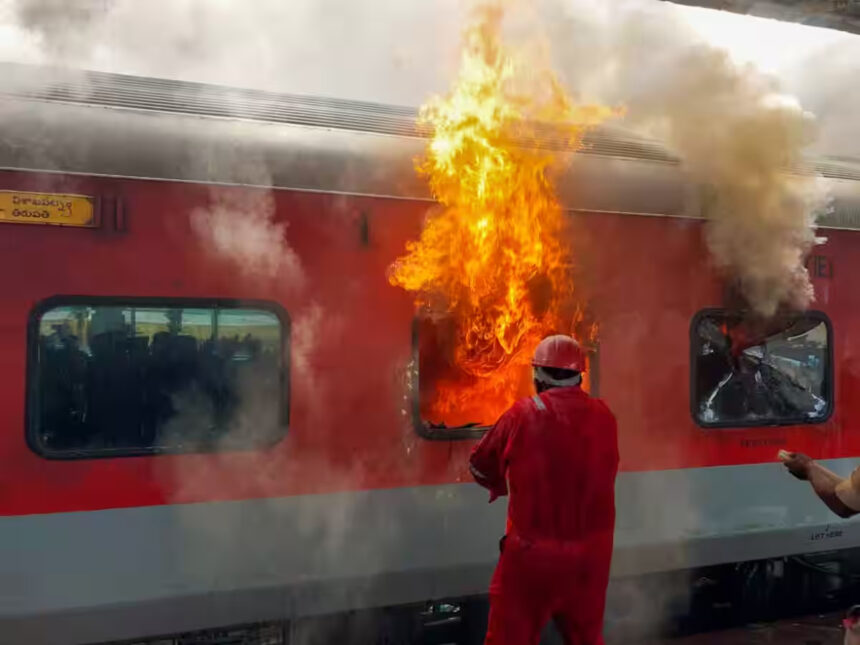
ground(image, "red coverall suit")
xmin=470 ymin=386 xmax=619 ymax=645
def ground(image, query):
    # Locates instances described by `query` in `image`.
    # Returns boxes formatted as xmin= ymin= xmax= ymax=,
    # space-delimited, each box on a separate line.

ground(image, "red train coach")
xmin=0 ymin=64 xmax=858 ymax=643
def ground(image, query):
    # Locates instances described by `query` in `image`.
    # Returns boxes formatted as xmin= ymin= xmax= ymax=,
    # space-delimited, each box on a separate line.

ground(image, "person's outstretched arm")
xmin=782 ymin=452 xmax=857 ymax=519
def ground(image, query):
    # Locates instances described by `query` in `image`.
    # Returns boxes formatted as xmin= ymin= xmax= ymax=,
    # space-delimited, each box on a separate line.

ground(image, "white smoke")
xmin=190 ymin=187 xmax=304 ymax=284
xmin=0 ymin=0 xmax=465 ymax=105
xmin=624 ymin=36 xmax=828 ymax=316
xmin=781 ymin=36 xmax=860 ymax=159
xmin=2 ymin=0 xmax=858 ymax=157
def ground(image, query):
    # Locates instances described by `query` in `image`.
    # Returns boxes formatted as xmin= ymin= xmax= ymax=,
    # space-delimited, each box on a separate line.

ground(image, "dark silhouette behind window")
xmin=32 ymin=303 xmax=286 ymax=457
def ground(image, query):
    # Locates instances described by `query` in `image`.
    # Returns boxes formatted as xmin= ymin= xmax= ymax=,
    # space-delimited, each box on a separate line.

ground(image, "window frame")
xmin=412 ymin=318 xmax=601 ymax=441
xmin=26 ymin=294 xmax=291 ymax=460
xmin=689 ymin=307 xmax=834 ymax=430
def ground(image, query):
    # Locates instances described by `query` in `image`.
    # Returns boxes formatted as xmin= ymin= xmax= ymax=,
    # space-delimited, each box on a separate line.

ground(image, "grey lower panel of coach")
xmin=0 ymin=459 xmax=858 ymax=645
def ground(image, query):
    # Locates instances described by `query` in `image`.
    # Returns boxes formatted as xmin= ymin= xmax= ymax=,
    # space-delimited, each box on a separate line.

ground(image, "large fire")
xmin=389 ymin=1 xmax=616 ymax=427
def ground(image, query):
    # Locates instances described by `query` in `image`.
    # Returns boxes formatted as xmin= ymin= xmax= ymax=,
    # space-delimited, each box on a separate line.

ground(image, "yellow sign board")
xmin=0 ymin=191 xmax=95 ymax=228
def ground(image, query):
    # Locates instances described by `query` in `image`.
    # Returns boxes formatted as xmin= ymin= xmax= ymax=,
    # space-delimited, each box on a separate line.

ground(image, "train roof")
xmin=0 ymin=62 xmax=859 ymax=229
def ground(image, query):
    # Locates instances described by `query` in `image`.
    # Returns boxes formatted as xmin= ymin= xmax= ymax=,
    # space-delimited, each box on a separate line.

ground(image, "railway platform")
xmin=630 ymin=612 xmax=846 ymax=645
xmin=107 ymin=611 xmax=852 ymax=644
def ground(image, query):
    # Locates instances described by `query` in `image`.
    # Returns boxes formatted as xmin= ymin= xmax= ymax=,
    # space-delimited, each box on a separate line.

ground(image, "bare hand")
xmin=781 ymin=452 xmax=813 ymax=481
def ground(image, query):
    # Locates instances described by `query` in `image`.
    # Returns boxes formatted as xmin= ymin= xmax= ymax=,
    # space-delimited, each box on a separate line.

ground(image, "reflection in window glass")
xmin=32 ymin=301 xmax=286 ymax=456
xmin=692 ymin=311 xmax=831 ymax=427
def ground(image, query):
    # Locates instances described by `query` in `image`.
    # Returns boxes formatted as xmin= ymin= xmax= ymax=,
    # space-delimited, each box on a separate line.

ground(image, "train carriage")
xmin=0 ymin=63 xmax=858 ymax=644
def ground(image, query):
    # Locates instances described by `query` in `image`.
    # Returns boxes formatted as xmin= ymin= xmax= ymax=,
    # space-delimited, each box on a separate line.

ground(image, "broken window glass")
xmin=692 ymin=310 xmax=832 ymax=428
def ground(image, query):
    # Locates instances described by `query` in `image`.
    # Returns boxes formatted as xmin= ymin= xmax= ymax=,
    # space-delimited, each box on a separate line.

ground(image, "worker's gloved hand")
xmin=781 ymin=452 xmax=813 ymax=480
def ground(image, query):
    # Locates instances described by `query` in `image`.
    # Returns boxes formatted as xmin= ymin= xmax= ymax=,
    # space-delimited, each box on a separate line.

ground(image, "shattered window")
xmin=28 ymin=298 xmax=288 ymax=458
xmin=691 ymin=310 xmax=832 ymax=428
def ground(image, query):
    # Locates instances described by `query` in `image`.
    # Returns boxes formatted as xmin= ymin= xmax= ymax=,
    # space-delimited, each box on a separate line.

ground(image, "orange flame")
xmin=389 ymin=1 xmax=617 ymax=427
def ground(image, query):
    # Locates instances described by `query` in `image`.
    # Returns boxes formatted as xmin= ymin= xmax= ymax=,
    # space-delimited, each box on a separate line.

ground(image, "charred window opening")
xmin=415 ymin=317 xmax=598 ymax=440
xmin=691 ymin=309 xmax=832 ymax=428
xmin=28 ymin=297 xmax=288 ymax=459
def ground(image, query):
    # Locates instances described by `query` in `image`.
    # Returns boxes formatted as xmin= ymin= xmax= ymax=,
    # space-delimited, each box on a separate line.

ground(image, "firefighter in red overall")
xmin=470 ymin=334 xmax=619 ymax=645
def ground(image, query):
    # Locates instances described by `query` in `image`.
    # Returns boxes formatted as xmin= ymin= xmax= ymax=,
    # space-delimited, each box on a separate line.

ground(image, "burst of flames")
xmin=389 ymin=1 xmax=617 ymax=426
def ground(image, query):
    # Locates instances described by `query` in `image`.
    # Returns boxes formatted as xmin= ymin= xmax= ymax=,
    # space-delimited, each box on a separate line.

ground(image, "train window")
xmin=414 ymin=317 xmax=599 ymax=440
xmin=691 ymin=309 xmax=832 ymax=428
xmin=28 ymin=297 xmax=289 ymax=458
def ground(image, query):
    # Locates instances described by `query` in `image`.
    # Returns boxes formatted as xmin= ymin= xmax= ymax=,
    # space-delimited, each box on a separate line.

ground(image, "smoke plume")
xmin=634 ymin=42 xmax=827 ymax=317
xmin=543 ymin=0 xmax=829 ymax=317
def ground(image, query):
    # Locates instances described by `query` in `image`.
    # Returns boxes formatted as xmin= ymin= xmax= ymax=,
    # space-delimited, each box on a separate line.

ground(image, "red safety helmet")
xmin=532 ymin=335 xmax=586 ymax=372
